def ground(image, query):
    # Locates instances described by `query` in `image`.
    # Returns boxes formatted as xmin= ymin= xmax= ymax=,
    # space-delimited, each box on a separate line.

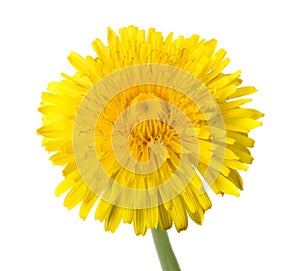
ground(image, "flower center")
xmin=95 ymin=88 xmax=184 ymax=179
xmin=128 ymin=92 xmax=179 ymax=163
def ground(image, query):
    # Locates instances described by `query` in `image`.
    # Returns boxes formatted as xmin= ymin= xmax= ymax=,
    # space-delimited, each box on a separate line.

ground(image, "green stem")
xmin=151 ymin=227 xmax=181 ymax=271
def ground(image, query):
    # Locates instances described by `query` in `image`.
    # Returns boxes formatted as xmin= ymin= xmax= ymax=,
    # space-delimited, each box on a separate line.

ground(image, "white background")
xmin=1 ymin=0 xmax=299 ymax=270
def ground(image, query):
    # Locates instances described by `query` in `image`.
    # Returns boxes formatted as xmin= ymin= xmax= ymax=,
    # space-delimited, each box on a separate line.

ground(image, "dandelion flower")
xmin=37 ymin=26 xmax=263 ymax=239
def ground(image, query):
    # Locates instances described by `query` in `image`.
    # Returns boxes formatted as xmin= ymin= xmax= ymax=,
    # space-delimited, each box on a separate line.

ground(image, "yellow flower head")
xmin=38 ymin=26 xmax=263 ymax=235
